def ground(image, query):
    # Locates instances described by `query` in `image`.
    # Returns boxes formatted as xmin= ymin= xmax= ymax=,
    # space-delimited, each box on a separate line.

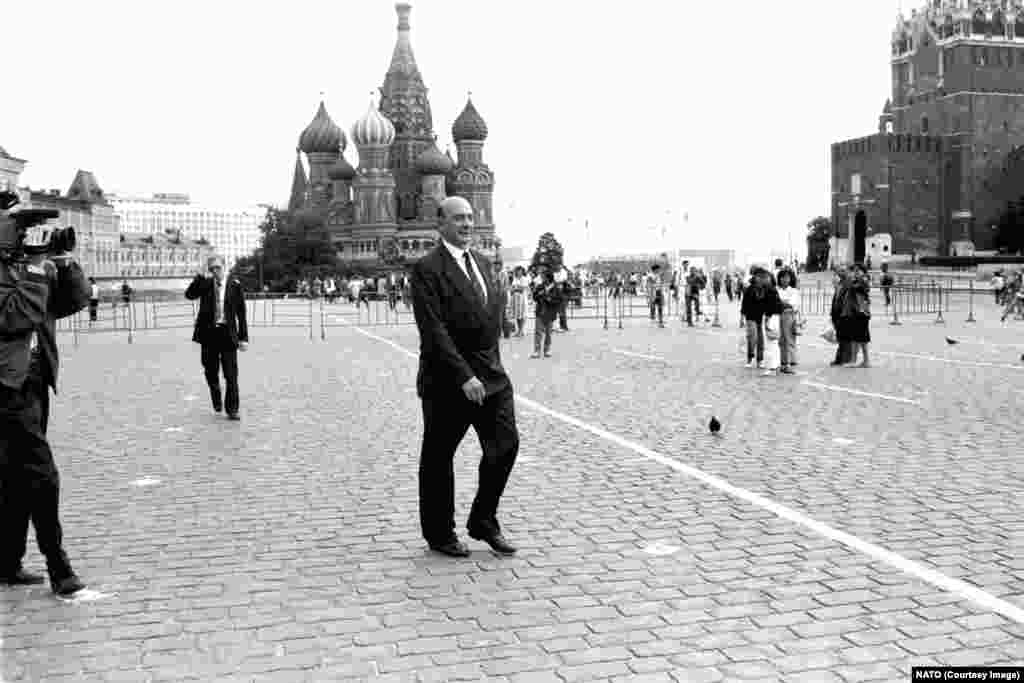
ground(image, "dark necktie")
xmin=215 ymin=279 xmax=223 ymax=322
xmin=463 ymin=252 xmax=486 ymax=304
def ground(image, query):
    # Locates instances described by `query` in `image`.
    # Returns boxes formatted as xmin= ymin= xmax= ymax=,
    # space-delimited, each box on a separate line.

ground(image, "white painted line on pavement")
xmin=57 ymin=588 xmax=118 ymax=603
xmin=352 ymin=325 xmax=1024 ymax=625
xmin=832 ymin=437 xmax=856 ymax=446
xmin=183 ymin=395 xmax=197 ymax=402
xmin=131 ymin=477 xmax=161 ymax=487
xmin=612 ymin=348 xmax=668 ymax=362
xmin=643 ymin=542 xmax=681 ymax=556
xmin=163 ymin=427 xmax=184 ymax=433
xmin=802 ymin=380 xmax=921 ymax=405
xmin=804 ymin=342 xmax=1024 ymax=371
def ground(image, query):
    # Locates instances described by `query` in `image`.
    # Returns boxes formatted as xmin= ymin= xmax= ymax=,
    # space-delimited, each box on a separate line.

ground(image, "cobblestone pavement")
xmin=1 ymin=299 xmax=1022 ymax=682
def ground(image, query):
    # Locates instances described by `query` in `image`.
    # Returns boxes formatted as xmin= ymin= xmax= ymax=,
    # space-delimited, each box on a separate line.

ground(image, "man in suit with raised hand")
xmin=186 ymin=256 xmax=249 ymax=420
xmin=411 ymin=196 xmax=520 ymax=558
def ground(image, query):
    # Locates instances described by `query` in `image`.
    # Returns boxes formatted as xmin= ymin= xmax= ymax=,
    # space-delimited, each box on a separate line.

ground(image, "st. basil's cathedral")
xmin=286 ymin=2 xmax=497 ymax=270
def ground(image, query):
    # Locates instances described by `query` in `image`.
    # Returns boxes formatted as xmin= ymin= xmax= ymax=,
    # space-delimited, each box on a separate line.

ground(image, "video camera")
xmin=0 ymin=190 xmax=76 ymax=261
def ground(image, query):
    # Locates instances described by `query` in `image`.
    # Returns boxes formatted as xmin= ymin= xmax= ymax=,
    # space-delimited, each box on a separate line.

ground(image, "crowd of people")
xmin=991 ymin=269 xmax=1024 ymax=322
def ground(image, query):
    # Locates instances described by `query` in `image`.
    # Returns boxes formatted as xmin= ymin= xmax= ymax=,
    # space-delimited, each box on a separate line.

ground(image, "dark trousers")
xmin=745 ymin=319 xmax=765 ymax=362
xmin=649 ymin=293 xmax=664 ymax=325
xmin=418 ymin=385 xmax=520 ymax=544
xmin=0 ymin=375 xmax=72 ymax=579
xmin=686 ymin=293 xmax=701 ymax=325
xmin=534 ymin=317 xmax=554 ymax=354
xmin=558 ymin=300 xmax=569 ymax=331
xmin=88 ymin=299 xmax=99 ymax=322
xmin=201 ymin=326 xmax=239 ymax=414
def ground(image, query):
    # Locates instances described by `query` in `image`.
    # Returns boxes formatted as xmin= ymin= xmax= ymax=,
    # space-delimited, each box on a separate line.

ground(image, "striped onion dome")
xmin=452 ymin=97 xmax=488 ymax=142
xmin=298 ymin=101 xmax=345 ymax=154
xmin=414 ymin=140 xmax=453 ymax=175
xmin=328 ymin=155 xmax=356 ymax=181
xmin=351 ymin=101 xmax=396 ymax=147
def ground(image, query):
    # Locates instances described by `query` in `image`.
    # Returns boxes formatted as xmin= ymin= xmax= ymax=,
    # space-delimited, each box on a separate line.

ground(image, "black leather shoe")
xmin=469 ymin=530 xmax=517 ymax=555
xmin=428 ymin=539 xmax=470 ymax=558
xmin=0 ymin=568 xmax=46 ymax=586
xmin=51 ymin=574 xmax=86 ymax=597
xmin=227 ymin=412 xmax=240 ymax=421
xmin=212 ymin=403 xmax=222 ymax=413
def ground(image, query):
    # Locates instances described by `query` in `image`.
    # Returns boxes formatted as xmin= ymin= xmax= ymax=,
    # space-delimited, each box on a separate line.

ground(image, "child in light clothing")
xmin=776 ymin=268 xmax=801 ymax=374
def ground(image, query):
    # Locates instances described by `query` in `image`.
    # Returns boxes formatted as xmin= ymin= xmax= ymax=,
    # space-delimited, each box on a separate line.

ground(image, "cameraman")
xmin=0 ymin=197 xmax=90 ymax=597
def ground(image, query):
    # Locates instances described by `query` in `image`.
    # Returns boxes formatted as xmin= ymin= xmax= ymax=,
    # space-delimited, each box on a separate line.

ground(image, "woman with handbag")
xmin=839 ymin=263 xmax=872 ymax=367
xmin=776 ymin=267 xmax=801 ymax=374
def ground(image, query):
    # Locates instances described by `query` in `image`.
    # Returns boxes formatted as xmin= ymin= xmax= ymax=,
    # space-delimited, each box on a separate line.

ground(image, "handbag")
xmin=820 ymin=326 xmax=837 ymax=344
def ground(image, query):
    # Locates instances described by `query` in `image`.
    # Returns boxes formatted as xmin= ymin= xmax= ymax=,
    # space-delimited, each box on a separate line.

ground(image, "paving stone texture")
xmin=1 ymin=293 xmax=1022 ymax=682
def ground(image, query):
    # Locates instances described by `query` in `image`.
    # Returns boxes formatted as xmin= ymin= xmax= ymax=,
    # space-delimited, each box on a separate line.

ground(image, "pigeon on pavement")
xmin=709 ymin=416 xmax=721 ymax=435
xmin=945 ymin=337 xmax=958 ymax=345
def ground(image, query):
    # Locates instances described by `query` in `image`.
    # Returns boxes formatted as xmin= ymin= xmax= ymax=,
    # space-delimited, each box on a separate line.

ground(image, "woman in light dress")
xmin=509 ymin=266 xmax=530 ymax=337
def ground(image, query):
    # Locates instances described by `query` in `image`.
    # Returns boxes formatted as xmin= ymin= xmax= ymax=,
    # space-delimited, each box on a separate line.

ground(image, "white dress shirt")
xmin=215 ymin=276 xmax=227 ymax=324
xmin=442 ymin=239 xmax=487 ymax=304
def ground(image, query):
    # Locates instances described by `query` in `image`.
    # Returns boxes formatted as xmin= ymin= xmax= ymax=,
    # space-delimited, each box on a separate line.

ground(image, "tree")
xmin=529 ymin=232 xmax=564 ymax=275
xmin=805 ymin=216 xmax=832 ymax=272
xmin=230 ymin=206 xmax=339 ymax=291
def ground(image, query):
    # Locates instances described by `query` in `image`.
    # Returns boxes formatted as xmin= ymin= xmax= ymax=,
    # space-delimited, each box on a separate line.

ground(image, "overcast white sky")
xmin=2 ymin=0 xmax=901 ymax=263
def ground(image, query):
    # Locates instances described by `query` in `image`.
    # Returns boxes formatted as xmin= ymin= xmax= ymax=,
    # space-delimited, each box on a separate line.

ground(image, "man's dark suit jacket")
xmin=185 ymin=275 xmax=248 ymax=348
xmin=411 ymin=245 xmax=509 ymax=398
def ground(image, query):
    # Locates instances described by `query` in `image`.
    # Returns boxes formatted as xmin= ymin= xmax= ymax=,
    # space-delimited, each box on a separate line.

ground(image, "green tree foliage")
xmin=805 ymin=216 xmax=832 ymax=272
xmin=230 ymin=207 xmax=340 ymax=292
xmin=529 ymin=232 xmax=564 ymax=274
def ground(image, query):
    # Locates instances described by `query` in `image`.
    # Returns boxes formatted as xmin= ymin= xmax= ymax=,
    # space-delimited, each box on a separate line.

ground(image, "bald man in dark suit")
xmin=411 ymin=196 xmax=519 ymax=558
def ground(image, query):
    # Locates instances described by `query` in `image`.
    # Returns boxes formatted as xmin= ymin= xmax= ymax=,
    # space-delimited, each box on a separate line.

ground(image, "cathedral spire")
xmin=288 ymin=149 xmax=308 ymax=212
xmin=389 ymin=3 xmax=419 ymax=77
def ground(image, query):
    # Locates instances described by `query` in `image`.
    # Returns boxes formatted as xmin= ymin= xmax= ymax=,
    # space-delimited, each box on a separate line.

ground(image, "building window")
xmin=921 ymin=115 xmax=930 ymax=134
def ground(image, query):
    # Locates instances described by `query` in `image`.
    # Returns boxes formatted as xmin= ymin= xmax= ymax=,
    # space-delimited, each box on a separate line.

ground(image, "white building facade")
xmin=109 ymin=193 xmax=265 ymax=269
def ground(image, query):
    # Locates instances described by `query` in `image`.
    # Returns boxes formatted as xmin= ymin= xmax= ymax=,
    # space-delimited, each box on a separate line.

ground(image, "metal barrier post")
xmin=602 ymin=291 xmax=608 ymax=330
xmin=934 ymin=284 xmax=945 ymax=324
xmin=320 ymin=299 xmax=326 ymax=340
xmin=127 ymin=303 xmax=134 ymax=344
xmin=309 ymin=299 xmax=314 ymax=340
xmin=617 ymin=294 xmax=623 ymax=330
xmin=890 ymin=287 xmax=902 ymax=325
xmin=966 ymin=279 xmax=976 ymax=323
xmin=712 ymin=298 xmax=722 ymax=328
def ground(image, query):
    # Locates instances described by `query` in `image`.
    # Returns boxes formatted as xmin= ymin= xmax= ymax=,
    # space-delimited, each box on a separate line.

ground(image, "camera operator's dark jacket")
xmin=0 ymin=259 xmax=90 ymax=391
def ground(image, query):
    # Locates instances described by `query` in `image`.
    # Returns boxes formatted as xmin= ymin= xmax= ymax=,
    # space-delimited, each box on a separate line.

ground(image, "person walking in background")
xmin=509 ymin=266 xmax=529 ymax=337
xmin=830 ymin=266 xmax=852 ymax=366
xmin=840 ymin=263 xmax=872 ymax=367
xmin=555 ymin=266 xmax=571 ymax=333
xmin=531 ymin=268 xmax=562 ymax=359
xmin=87 ymin=277 xmax=100 ymax=326
xmin=724 ymin=272 xmax=734 ymax=302
xmin=185 ymin=256 xmax=250 ymax=420
xmin=776 ymin=267 xmax=801 ymax=374
xmin=880 ymin=262 xmax=894 ymax=313
xmin=741 ymin=267 xmax=781 ymax=369
xmin=711 ymin=269 xmax=722 ymax=303
xmin=647 ymin=264 xmax=666 ymax=328
xmin=409 ymin=196 xmax=519 ymax=558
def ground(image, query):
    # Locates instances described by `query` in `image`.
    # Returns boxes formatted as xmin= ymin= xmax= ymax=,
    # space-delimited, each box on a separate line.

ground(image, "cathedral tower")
xmin=451 ymin=96 xmax=496 ymax=247
xmin=380 ymin=2 xmax=436 ymax=221
xmin=351 ymin=99 xmax=397 ymax=227
xmin=288 ymin=150 xmax=308 ymax=213
xmin=298 ymin=101 xmax=344 ymax=211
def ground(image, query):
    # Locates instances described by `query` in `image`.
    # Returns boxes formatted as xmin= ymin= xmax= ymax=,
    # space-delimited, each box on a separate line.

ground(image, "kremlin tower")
xmin=286 ymin=3 xmax=498 ymax=270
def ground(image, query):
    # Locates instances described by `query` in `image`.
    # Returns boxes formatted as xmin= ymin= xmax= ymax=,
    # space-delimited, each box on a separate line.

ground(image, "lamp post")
xmin=256 ymin=248 xmax=264 ymax=292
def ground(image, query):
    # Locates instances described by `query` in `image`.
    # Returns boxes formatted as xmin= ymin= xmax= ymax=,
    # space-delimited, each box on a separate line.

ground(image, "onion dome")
xmin=452 ymin=97 xmax=488 ymax=142
xmin=351 ymin=100 xmax=396 ymax=147
xmin=414 ymin=139 xmax=454 ymax=175
xmin=298 ymin=101 xmax=345 ymax=154
xmin=328 ymin=155 xmax=356 ymax=181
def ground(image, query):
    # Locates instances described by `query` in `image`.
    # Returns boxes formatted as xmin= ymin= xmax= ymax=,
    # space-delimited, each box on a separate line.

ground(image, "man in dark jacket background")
xmin=0 ymin=197 xmax=91 ymax=597
xmin=186 ymin=256 xmax=249 ymax=420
